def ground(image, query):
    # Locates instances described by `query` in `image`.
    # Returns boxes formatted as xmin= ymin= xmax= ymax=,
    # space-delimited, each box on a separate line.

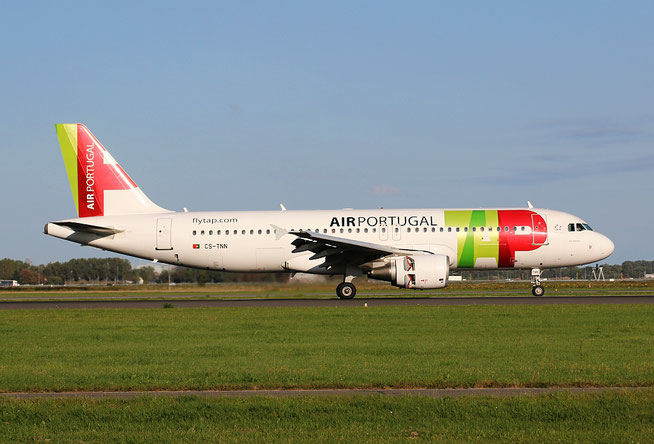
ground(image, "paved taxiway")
xmin=1 ymin=295 xmax=653 ymax=309
xmin=0 ymin=387 xmax=648 ymax=399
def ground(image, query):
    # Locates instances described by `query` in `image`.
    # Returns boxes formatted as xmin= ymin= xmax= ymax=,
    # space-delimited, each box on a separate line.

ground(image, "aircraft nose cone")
xmin=605 ymin=236 xmax=615 ymax=256
xmin=596 ymin=234 xmax=614 ymax=259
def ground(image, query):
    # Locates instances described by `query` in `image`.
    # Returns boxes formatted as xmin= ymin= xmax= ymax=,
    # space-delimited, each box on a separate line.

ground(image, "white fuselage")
xmin=45 ymin=207 xmax=615 ymax=273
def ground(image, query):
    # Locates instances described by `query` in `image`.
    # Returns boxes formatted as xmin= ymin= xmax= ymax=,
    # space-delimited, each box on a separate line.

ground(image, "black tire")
xmin=532 ymin=285 xmax=545 ymax=297
xmin=336 ymin=282 xmax=356 ymax=299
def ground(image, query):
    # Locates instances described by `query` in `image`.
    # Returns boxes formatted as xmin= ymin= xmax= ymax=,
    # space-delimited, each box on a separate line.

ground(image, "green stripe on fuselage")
xmin=476 ymin=210 xmax=499 ymax=265
xmin=444 ymin=210 xmax=499 ymax=268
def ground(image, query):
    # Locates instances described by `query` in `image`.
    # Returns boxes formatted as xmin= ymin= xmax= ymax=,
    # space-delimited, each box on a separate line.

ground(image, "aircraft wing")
xmin=288 ymin=230 xmax=430 ymax=271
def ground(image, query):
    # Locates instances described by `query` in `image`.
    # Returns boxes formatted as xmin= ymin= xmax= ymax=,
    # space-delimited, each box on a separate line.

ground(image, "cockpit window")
xmin=576 ymin=223 xmax=586 ymax=231
xmin=583 ymin=223 xmax=593 ymax=231
xmin=568 ymin=223 xmax=575 ymax=232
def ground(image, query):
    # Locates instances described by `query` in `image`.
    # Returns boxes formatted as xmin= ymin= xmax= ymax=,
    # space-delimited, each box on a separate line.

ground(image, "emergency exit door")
xmin=156 ymin=218 xmax=173 ymax=250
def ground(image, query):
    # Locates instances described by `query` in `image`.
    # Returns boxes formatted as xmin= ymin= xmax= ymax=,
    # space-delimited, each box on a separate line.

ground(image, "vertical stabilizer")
xmin=55 ymin=124 xmax=169 ymax=217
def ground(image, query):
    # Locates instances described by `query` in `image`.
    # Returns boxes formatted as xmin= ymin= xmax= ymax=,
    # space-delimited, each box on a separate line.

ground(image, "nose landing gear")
xmin=531 ymin=268 xmax=545 ymax=296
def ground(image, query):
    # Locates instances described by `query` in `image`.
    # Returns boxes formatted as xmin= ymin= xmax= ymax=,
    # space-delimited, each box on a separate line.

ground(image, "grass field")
xmin=3 ymin=301 xmax=653 ymax=442
xmin=1 ymin=279 xmax=652 ymax=300
xmin=1 ymin=304 xmax=653 ymax=391
xmin=1 ymin=391 xmax=653 ymax=442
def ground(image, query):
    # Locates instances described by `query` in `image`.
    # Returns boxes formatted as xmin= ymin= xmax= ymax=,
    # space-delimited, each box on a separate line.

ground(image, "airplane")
xmin=44 ymin=124 xmax=615 ymax=298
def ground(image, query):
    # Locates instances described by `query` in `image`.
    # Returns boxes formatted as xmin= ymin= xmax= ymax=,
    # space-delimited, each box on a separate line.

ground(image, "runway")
xmin=0 ymin=387 xmax=648 ymax=399
xmin=1 ymin=295 xmax=653 ymax=309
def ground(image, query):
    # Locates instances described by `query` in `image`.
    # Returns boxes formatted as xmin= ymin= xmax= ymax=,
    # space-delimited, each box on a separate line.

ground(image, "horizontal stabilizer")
xmin=45 ymin=221 xmax=123 ymax=236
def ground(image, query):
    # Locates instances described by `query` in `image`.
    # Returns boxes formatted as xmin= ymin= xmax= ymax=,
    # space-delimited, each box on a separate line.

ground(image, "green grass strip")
xmin=1 ymin=391 xmax=653 ymax=443
xmin=1 ymin=305 xmax=653 ymax=391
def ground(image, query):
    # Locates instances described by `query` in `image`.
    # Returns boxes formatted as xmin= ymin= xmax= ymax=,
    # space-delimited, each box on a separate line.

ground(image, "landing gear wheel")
xmin=530 ymin=268 xmax=545 ymax=297
xmin=336 ymin=282 xmax=356 ymax=299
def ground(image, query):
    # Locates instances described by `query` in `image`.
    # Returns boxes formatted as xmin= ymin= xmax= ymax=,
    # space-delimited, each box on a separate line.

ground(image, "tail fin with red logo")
xmin=55 ymin=124 xmax=169 ymax=217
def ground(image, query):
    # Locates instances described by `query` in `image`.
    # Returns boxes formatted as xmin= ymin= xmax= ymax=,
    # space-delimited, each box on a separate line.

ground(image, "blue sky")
xmin=1 ymin=1 xmax=652 ymax=265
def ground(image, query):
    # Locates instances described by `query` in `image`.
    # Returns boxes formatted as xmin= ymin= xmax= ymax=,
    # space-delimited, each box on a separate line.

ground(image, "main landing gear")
xmin=531 ymin=268 xmax=545 ymax=297
xmin=336 ymin=266 xmax=361 ymax=299
xmin=336 ymin=282 xmax=356 ymax=299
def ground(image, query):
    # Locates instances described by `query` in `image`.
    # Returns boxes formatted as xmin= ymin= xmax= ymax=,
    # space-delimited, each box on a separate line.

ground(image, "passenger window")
xmin=356 ymin=228 xmax=360 ymax=233
xmin=266 ymin=229 xmax=270 ymax=234
xmin=348 ymin=228 xmax=352 ymax=233
xmin=423 ymin=227 xmax=427 ymax=232
xmin=576 ymin=223 xmax=585 ymax=231
xmin=332 ymin=229 xmax=336 ymax=233
xmin=201 ymin=230 xmax=205 ymax=235
xmin=406 ymin=227 xmax=411 ymax=233
xmin=258 ymin=230 xmax=262 ymax=234
xmin=323 ymin=229 xmax=327 ymax=233
xmin=381 ymin=228 xmax=386 ymax=233
xmin=480 ymin=227 xmax=484 ymax=232
xmin=504 ymin=226 xmax=508 ymax=232
xmin=568 ymin=223 xmax=575 ymax=232
xmin=372 ymin=228 xmax=376 ymax=233
xmin=440 ymin=227 xmax=443 ymax=232
xmin=209 ymin=230 xmax=213 ymax=235
xmin=395 ymin=227 xmax=399 ymax=233
xmin=226 ymin=230 xmax=230 ymax=235
xmin=448 ymin=227 xmax=452 ymax=232
xmin=456 ymin=227 xmax=460 ymax=232
xmin=415 ymin=227 xmax=419 ymax=232
xmin=464 ymin=227 xmax=468 ymax=232
xmin=521 ymin=226 xmax=525 ymax=231
xmin=513 ymin=226 xmax=517 ymax=232
xmin=250 ymin=230 xmax=254 ymax=235
xmin=473 ymin=227 xmax=477 ymax=232
xmin=192 ymin=230 xmax=197 ymax=236
xmin=340 ymin=228 xmax=344 ymax=233
xmin=217 ymin=230 xmax=221 ymax=235
xmin=364 ymin=228 xmax=368 ymax=233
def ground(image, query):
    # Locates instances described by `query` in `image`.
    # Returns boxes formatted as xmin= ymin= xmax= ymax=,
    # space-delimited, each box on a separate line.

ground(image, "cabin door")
xmin=156 ymin=218 xmax=173 ymax=250
xmin=531 ymin=214 xmax=548 ymax=246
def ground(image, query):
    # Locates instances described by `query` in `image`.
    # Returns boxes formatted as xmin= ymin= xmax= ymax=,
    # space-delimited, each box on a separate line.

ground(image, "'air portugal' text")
xmin=85 ymin=144 xmax=95 ymax=210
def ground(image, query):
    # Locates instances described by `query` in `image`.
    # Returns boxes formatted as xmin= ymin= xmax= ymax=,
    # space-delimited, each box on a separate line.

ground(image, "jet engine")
xmin=367 ymin=254 xmax=449 ymax=289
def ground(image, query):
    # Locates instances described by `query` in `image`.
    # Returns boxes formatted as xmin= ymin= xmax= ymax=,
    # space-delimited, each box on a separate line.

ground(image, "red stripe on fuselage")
xmin=497 ymin=210 xmax=547 ymax=267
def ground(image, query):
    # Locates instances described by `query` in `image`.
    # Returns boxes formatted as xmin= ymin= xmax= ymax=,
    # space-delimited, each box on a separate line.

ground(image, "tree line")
xmin=1 ymin=257 xmax=653 ymax=285
xmin=0 ymin=258 xmax=288 ymax=285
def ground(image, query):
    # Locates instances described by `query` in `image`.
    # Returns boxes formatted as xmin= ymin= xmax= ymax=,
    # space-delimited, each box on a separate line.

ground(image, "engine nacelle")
xmin=368 ymin=254 xmax=449 ymax=289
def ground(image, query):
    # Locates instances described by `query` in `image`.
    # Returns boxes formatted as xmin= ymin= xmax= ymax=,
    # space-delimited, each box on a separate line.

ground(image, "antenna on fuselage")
xmin=527 ymin=201 xmax=534 ymax=209
xmin=280 ymin=204 xmax=287 ymax=211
